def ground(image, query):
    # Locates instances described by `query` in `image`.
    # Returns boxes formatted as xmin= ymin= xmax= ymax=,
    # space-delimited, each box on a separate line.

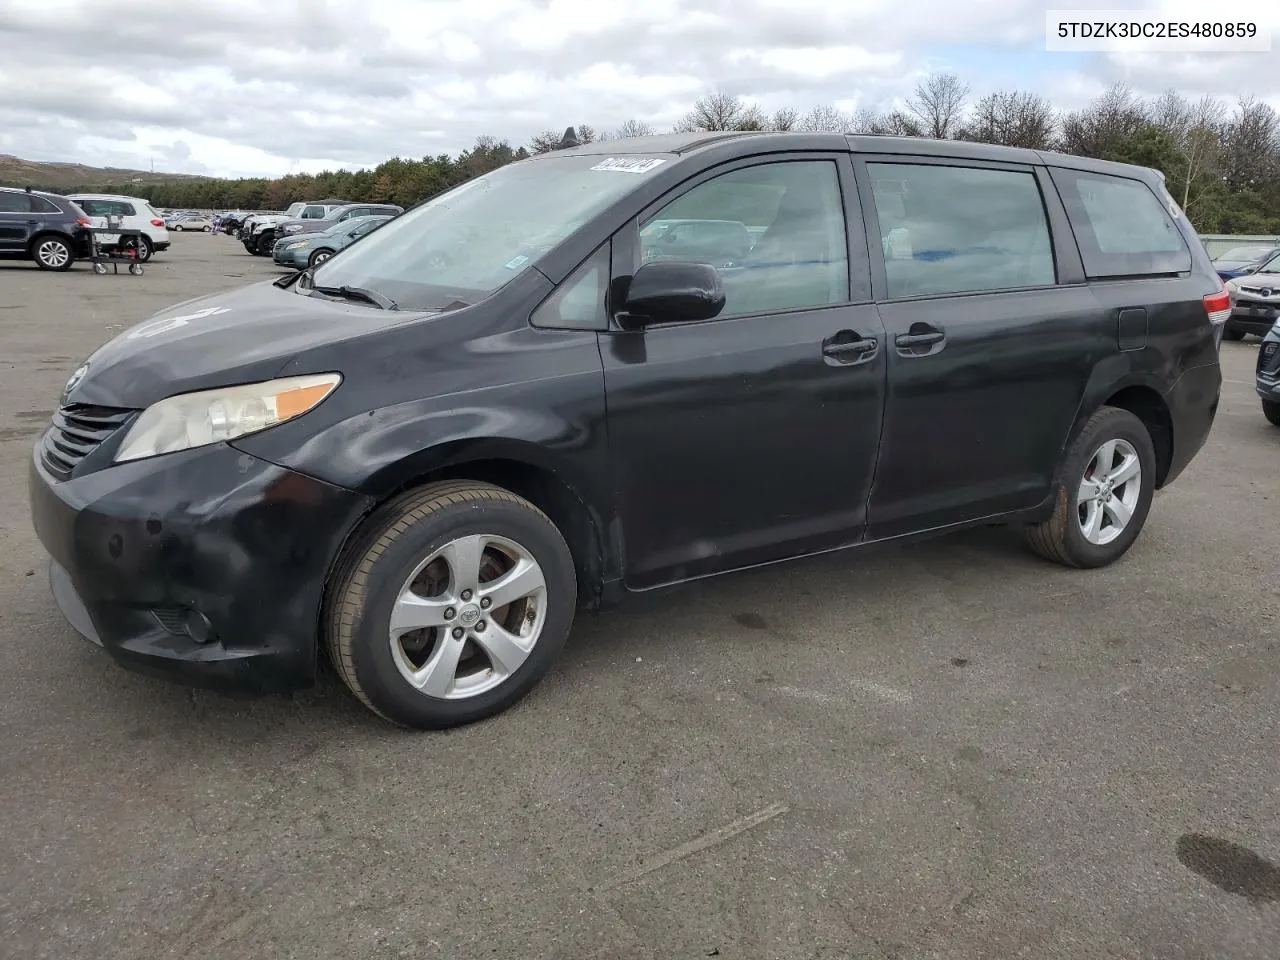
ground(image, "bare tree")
xmin=1149 ymin=90 xmax=1227 ymax=210
xmin=601 ymin=119 xmax=656 ymax=140
xmin=530 ymin=124 xmax=596 ymax=153
xmin=960 ymin=90 xmax=1056 ymax=149
xmin=906 ymin=72 xmax=969 ymax=139
xmin=850 ymin=107 xmax=924 ymax=137
xmin=674 ymin=92 xmax=766 ymax=132
xmin=1058 ymin=82 xmax=1149 ymax=158
xmin=1221 ymin=95 xmax=1280 ymax=192
xmin=769 ymin=107 xmax=800 ymax=131
xmin=576 ymin=124 xmax=597 ymax=144
xmin=799 ymin=104 xmax=851 ymax=133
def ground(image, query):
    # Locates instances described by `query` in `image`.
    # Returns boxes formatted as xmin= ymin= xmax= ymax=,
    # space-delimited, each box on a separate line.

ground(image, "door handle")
xmin=894 ymin=324 xmax=946 ymax=357
xmin=822 ymin=332 xmax=878 ymax=365
xmin=895 ymin=331 xmax=944 ymax=348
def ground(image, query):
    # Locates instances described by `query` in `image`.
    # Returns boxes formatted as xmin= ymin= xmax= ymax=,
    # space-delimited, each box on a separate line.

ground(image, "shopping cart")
xmin=88 ymin=214 xmax=146 ymax=276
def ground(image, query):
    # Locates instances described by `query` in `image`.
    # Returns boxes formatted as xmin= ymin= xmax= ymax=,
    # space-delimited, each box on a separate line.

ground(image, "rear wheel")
xmin=32 ymin=235 xmax=73 ymax=271
xmin=201 ymin=224 xmax=211 ymax=232
xmin=135 ymin=236 xmax=153 ymax=262
xmin=1025 ymin=406 xmax=1156 ymax=568
xmin=308 ymin=248 xmax=335 ymax=268
xmin=325 ymin=481 xmax=577 ymax=729
xmin=1263 ymin=400 xmax=1280 ymax=427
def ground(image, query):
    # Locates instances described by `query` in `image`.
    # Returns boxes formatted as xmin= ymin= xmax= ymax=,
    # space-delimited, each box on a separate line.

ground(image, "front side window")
xmin=532 ymin=243 xmax=609 ymax=330
xmin=311 ymin=153 xmax=672 ymax=312
xmin=869 ymin=162 xmax=1056 ymax=299
xmin=638 ymin=160 xmax=849 ymax=319
xmin=1050 ymin=168 xmax=1191 ymax=278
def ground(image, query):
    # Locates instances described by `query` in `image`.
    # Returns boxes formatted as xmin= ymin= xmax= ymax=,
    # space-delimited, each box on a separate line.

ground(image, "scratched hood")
xmin=64 ymin=280 xmax=421 ymax=410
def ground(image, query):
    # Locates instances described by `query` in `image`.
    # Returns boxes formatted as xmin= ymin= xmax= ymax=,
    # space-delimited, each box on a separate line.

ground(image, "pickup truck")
xmin=242 ymin=200 xmax=351 ymax=256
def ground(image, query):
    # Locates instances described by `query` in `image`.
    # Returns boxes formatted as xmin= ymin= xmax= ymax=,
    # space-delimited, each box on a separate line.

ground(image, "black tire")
xmin=135 ymin=236 xmax=153 ymax=262
xmin=308 ymin=248 xmax=335 ymax=268
xmin=325 ymin=481 xmax=577 ymax=729
xmin=1025 ymin=406 xmax=1156 ymax=569
xmin=31 ymin=234 xmax=74 ymax=271
xmin=201 ymin=225 xmax=211 ymax=232
xmin=255 ymin=233 xmax=275 ymax=255
xmin=1263 ymin=400 xmax=1280 ymax=427
xmin=173 ymin=223 xmax=184 ymax=231
xmin=1222 ymin=326 xmax=1245 ymax=342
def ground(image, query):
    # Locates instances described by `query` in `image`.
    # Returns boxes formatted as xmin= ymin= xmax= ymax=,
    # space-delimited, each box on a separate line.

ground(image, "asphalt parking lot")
xmin=1 ymin=235 xmax=1278 ymax=959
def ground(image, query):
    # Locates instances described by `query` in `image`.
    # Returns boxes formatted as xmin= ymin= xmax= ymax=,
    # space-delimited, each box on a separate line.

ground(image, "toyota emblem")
xmin=64 ymin=363 xmax=89 ymax=395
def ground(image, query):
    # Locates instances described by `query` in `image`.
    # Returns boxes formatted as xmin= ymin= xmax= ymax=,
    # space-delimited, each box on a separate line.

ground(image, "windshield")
xmin=1216 ymin=245 xmax=1274 ymax=262
xmin=308 ymin=153 xmax=673 ymax=311
xmin=1253 ymin=251 xmax=1280 ymax=275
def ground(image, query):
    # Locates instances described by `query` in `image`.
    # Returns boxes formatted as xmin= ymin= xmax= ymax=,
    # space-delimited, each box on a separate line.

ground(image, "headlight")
xmin=283 ymin=224 xmax=301 ymax=233
xmin=283 ymin=240 xmax=308 ymax=250
xmin=114 ymin=373 xmax=341 ymax=463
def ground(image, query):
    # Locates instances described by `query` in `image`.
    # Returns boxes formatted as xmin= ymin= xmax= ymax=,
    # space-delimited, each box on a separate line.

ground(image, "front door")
xmin=856 ymin=157 xmax=1103 ymax=540
xmin=601 ymin=155 xmax=887 ymax=589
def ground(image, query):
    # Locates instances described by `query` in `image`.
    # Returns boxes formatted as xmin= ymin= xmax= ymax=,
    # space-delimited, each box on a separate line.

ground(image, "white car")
xmin=67 ymin=193 xmax=170 ymax=262
xmin=171 ymin=215 xmax=213 ymax=232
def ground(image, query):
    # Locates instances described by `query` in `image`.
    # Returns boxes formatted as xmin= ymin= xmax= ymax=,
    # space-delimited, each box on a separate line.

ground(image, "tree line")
xmin=17 ymin=76 xmax=1280 ymax=234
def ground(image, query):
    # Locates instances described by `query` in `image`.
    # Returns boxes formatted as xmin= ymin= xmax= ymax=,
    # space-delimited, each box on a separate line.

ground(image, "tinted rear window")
xmin=29 ymin=195 xmax=61 ymax=214
xmin=1049 ymin=168 xmax=1191 ymax=278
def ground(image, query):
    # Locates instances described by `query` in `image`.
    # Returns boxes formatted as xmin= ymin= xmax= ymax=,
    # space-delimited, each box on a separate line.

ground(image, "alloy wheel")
xmin=1076 ymin=438 xmax=1142 ymax=546
xmin=36 ymin=239 xmax=69 ymax=268
xmin=388 ymin=534 xmax=548 ymax=699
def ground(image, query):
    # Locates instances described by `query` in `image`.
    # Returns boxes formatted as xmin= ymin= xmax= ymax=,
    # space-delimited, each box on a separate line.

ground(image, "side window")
xmin=531 ymin=243 xmax=610 ymax=331
xmin=639 ymin=160 xmax=849 ymax=318
xmin=118 ymin=202 xmax=137 ymax=217
xmin=303 ymin=205 xmax=326 ymax=219
xmin=1049 ymin=168 xmax=1191 ymax=278
xmin=30 ymin=196 xmax=61 ymax=214
xmin=0 ymin=192 xmax=30 ymax=213
xmin=868 ymin=162 xmax=1055 ymax=299
xmin=75 ymin=198 xmax=101 ymax=215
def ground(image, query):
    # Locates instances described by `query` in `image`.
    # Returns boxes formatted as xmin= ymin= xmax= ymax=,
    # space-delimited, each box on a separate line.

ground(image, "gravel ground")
xmin=1 ymin=235 xmax=1278 ymax=959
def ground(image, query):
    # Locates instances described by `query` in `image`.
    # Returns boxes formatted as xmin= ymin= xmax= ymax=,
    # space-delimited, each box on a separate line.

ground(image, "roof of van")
xmin=556 ymin=130 xmax=1161 ymax=181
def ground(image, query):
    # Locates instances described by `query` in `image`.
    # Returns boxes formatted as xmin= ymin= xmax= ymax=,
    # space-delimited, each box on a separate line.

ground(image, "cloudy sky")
xmin=0 ymin=0 xmax=1276 ymax=179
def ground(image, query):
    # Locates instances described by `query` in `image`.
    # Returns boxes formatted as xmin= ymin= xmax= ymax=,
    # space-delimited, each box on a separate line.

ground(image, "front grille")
xmin=40 ymin=403 xmax=135 ymax=480
xmin=1261 ymin=341 xmax=1280 ymax=377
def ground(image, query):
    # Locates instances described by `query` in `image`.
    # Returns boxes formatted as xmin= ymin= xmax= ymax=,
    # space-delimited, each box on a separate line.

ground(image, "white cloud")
xmin=0 ymin=0 xmax=1275 ymax=178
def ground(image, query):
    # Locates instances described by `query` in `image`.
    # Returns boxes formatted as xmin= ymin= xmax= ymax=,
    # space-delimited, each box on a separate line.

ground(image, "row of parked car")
xmin=1212 ymin=244 xmax=1280 ymax=341
xmin=0 ymin=187 xmax=183 ymax=268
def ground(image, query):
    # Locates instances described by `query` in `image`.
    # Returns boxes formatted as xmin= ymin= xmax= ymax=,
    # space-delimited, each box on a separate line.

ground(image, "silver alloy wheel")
xmin=36 ymin=239 xmax=69 ymax=268
xmin=389 ymin=534 xmax=548 ymax=699
xmin=1076 ymin=438 xmax=1142 ymax=546
xmin=313 ymin=250 xmax=332 ymax=264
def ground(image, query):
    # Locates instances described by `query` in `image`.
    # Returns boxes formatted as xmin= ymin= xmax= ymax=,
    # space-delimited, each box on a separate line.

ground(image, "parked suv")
xmin=0 ymin=186 xmax=92 ymax=270
xmin=28 ymin=132 xmax=1226 ymax=729
xmin=1257 ymin=320 xmax=1280 ymax=425
xmin=68 ymin=194 xmax=170 ymax=261
xmin=1224 ymin=250 xmax=1280 ymax=340
xmin=274 ymin=203 xmax=404 ymax=241
xmin=244 ymin=199 xmax=350 ymax=256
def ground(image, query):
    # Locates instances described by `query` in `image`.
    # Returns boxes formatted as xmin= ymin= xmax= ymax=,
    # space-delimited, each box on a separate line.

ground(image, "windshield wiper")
xmin=311 ymin=284 xmax=399 ymax=311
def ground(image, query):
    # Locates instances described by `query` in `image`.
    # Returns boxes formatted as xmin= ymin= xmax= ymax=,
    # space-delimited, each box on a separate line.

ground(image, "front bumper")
xmin=273 ymin=246 xmax=309 ymax=267
xmin=1258 ymin=340 xmax=1280 ymax=401
xmin=28 ymin=441 xmax=373 ymax=694
xmin=1228 ymin=301 xmax=1278 ymax=335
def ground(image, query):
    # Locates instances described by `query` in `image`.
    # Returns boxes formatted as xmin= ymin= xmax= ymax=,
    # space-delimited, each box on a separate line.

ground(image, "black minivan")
xmin=28 ymin=132 xmax=1227 ymax=729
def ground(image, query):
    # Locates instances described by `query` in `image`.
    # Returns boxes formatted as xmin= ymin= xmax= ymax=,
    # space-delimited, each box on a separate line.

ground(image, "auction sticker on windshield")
xmin=590 ymin=157 xmax=667 ymax=173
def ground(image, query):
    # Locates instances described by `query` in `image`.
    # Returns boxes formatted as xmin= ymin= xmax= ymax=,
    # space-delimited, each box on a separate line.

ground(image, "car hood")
xmin=276 ymin=218 xmax=334 ymax=235
xmin=64 ymin=280 xmax=426 ymax=409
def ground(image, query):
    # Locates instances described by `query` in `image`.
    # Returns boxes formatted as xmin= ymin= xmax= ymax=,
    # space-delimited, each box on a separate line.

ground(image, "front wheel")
xmin=308 ymin=248 xmax=335 ymax=268
xmin=172 ymin=224 xmax=184 ymax=231
xmin=1263 ymin=400 xmax=1280 ymax=427
xmin=325 ymin=481 xmax=577 ymax=729
xmin=1025 ymin=406 xmax=1156 ymax=568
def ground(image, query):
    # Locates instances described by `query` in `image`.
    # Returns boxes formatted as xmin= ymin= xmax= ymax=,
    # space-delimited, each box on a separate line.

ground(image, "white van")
xmin=67 ymin=194 xmax=171 ymax=261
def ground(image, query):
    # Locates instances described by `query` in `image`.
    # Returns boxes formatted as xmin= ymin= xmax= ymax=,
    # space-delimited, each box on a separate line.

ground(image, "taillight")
xmin=151 ymin=218 xmax=165 ymax=227
xmin=77 ymin=217 xmax=91 ymax=227
xmin=1203 ymin=288 xmax=1230 ymax=325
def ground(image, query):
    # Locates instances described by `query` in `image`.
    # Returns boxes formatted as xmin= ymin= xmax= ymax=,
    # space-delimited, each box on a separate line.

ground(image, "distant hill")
xmin=0 ymin=154 xmax=206 ymax=190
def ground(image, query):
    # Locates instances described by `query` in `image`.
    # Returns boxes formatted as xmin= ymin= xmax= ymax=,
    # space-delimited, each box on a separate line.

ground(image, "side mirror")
xmin=620 ymin=260 xmax=725 ymax=328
